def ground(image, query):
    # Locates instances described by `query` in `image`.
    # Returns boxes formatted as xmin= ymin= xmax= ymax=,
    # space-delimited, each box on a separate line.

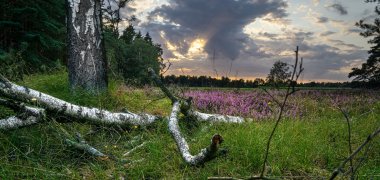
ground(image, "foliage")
xmin=348 ymin=2 xmax=380 ymax=87
xmin=104 ymin=24 xmax=164 ymax=85
xmin=266 ymin=61 xmax=291 ymax=87
xmin=117 ymin=26 xmax=164 ymax=85
xmin=0 ymin=0 xmax=66 ymax=80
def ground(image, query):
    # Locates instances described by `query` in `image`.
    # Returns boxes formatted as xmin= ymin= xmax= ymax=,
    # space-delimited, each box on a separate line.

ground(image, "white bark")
xmin=0 ymin=106 xmax=45 ymax=130
xmin=0 ymin=78 xmax=157 ymax=126
xmin=189 ymin=110 xmax=245 ymax=123
xmin=65 ymin=139 xmax=106 ymax=157
xmin=0 ymin=116 xmax=38 ymax=130
xmin=169 ymin=101 xmax=221 ymax=165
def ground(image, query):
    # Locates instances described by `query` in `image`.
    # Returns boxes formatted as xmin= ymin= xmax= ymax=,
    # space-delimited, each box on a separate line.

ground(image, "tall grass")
xmin=0 ymin=72 xmax=379 ymax=179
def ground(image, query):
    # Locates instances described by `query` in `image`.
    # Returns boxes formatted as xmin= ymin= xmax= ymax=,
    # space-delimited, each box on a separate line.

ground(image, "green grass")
xmin=0 ymin=71 xmax=379 ymax=179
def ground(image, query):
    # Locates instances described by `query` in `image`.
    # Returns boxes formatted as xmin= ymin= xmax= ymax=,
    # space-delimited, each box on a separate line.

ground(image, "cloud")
xmin=313 ymin=0 xmax=320 ymax=6
xmin=145 ymin=0 xmax=288 ymax=61
xmin=327 ymin=3 xmax=348 ymax=15
xmin=317 ymin=16 xmax=329 ymax=23
xmin=328 ymin=39 xmax=363 ymax=50
xmin=346 ymin=28 xmax=362 ymax=34
xmin=320 ymin=31 xmax=336 ymax=36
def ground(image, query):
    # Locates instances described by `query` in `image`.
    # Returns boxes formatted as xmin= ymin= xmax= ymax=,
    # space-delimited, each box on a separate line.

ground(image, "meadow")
xmin=0 ymin=72 xmax=379 ymax=179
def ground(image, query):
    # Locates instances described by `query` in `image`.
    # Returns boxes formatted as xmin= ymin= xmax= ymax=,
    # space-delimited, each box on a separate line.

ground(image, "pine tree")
xmin=144 ymin=32 xmax=153 ymax=44
xmin=349 ymin=2 xmax=380 ymax=87
xmin=120 ymin=25 xmax=136 ymax=44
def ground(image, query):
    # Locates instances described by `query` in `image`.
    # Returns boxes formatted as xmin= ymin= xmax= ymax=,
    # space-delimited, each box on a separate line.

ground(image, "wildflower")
xmin=134 ymin=125 xmax=138 ymax=129
xmin=31 ymin=98 xmax=37 ymax=102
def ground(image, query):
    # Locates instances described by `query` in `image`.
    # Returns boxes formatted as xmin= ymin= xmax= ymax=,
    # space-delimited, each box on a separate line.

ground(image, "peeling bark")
xmin=0 ymin=77 xmax=157 ymax=126
xmin=67 ymin=0 xmax=107 ymax=92
xmin=169 ymin=101 xmax=223 ymax=165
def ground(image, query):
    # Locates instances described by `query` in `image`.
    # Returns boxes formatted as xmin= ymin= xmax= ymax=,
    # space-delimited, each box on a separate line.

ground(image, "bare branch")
xmin=260 ymin=46 xmax=302 ymax=178
xmin=65 ymin=138 xmax=107 ymax=157
xmin=338 ymin=107 xmax=354 ymax=178
xmin=330 ymin=127 xmax=380 ymax=180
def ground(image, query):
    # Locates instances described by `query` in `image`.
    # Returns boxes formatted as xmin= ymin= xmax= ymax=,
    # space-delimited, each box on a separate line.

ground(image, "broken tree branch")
xmin=65 ymin=133 xmax=107 ymax=158
xmin=0 ymin=75 xmax=157 ymax=126
xmin=148 ymin=68 xmax=244 ymax=123
xmin=169 ymin=101 xmax=223 ymax=165
xmin=0 ymin=98 xmax=46 ymax=130
xmin=50 ymin=121 xmax=108 ymax=158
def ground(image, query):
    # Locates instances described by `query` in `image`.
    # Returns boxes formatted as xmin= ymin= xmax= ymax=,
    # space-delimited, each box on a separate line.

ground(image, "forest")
xmin=0 ymin=0 xmax=379 ymax=179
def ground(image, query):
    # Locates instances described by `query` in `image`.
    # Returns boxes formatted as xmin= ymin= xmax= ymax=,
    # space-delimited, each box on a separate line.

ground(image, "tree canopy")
xmin=266 ymin=61 xmax=291 ymax=87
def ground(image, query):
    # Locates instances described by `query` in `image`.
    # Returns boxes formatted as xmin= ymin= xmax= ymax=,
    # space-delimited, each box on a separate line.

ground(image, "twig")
xmin=123 ymin=142 xmax=147 ymax=156
xmin=329 ymin=127 xmax=380 ymax=180
xmin=262 ymin=89 xmax=281 ymax=106
xmin=337 ymin=107 xmax=354 ymax=179
xmin=259 ymin=46 xmax=302 ymax=178
xmin=48 ymin=120 xmax=108 ymax=158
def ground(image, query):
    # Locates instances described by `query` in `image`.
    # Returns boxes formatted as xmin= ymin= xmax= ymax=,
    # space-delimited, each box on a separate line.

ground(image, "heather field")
xmin=185 ymin=89 xmax=380 ymax=120
xmin=0 ymin=73 xmax=380 ymax=179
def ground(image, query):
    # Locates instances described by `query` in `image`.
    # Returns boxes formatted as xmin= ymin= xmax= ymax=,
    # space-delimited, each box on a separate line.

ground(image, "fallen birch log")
xmin=0 ymin=75 xmax=157 ymax=126
xmin=169 ymin=101 xmax=224 ymax=165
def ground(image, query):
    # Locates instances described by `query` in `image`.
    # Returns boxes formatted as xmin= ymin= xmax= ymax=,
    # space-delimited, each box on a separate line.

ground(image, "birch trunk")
xmin=67 ymin=0 xmax=107 ymax=93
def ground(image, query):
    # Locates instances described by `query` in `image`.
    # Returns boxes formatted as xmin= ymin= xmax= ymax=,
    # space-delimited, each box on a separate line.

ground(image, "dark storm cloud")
xmin=145 ymin=0 xmax=288 ymax=60
xmin=328 ymin=3 xmax=348 ymax=15
xmin=317 ymin=16 xmax=329 ymax=23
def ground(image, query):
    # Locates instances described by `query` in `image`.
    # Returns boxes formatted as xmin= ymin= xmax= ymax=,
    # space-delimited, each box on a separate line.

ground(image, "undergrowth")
xmin=0 ymin=71 xmax=379 ymax=179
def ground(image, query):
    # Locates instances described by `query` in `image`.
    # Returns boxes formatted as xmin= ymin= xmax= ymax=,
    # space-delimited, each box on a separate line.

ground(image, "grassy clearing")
xmin=0 ymin=72 xmax=379 ymax=179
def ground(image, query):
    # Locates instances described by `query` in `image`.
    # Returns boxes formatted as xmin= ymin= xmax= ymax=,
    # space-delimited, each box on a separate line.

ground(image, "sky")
xmin=120 ymin=0 xmax=377 ymax=82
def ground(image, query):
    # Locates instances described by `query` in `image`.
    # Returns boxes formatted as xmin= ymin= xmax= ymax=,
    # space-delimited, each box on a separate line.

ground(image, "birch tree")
xmin=67 ymin=0 xmax=108 ymax=93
